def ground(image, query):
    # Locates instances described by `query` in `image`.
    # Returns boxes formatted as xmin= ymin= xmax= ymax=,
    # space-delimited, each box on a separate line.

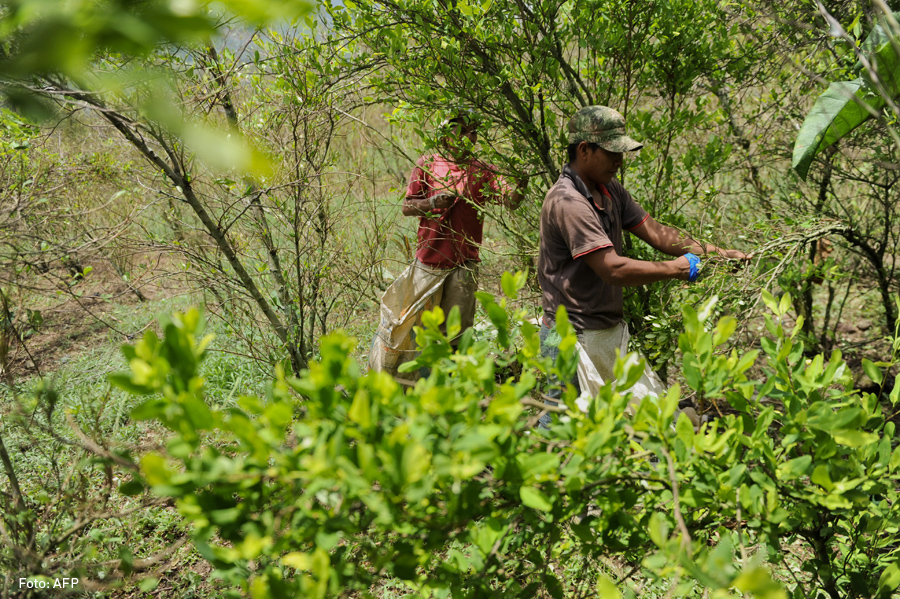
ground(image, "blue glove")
xmin=684 ymin=253 xmax=701 ymax=282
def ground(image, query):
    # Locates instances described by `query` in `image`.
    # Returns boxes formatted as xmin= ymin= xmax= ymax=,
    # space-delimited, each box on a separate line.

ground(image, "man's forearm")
xmin=635 ymin=218 xmax=722 ymax=257
xmin=506 ymin=188 xmax=525 ymax=209
xmin=653 ymin=228 xmax=704 ymax=257
xmin=658 ymin=230 xmax=734 ymax=257
xmin=605 ymin=256 xmax=686 ymax=286
xmin=402 ymin=197 xmax=442 ymax=217
xmin=584 ymin=249 xmax=688 ymax=287
xmin=505 ymin=179 xmax=529 ymax=209
xmin=677 ymin=238 xmax=744 ymax=259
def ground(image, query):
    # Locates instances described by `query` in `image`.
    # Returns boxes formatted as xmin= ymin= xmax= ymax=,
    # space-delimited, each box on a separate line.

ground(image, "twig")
xmin=64 ymin=412 xmax=140 ymax=471
xmin=94 ymin=537 xmax=189 ymax=570
xmin=736 ymin=487 xmax=748 ymax=566
xmin=660 ymin=446 xmax=692 ymax=553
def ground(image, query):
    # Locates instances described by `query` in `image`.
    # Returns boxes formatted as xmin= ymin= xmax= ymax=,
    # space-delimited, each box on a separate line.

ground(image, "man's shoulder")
xmin=604 ymin=178 xmax=632 ymax=200
xmin=542 ymin=176 xmax=595 ymax=233
xmin=415 ymin=153 xmax=443 ymax=167
xmin=606 ymin=178 xmax=628 ymax=194
xmin=466 ymin=156 xmax=494 ymax=170
xmin=544 ymin=176 xmax=586 ymax=208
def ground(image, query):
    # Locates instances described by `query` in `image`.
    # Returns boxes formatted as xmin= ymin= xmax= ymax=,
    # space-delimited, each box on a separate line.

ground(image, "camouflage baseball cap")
xmin=567 ymin=106 xmax=643 ymax=152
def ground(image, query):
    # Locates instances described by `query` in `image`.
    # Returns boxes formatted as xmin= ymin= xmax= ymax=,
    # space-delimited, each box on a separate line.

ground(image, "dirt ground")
xmin=4 ymin=253 xmax=189 ymax=379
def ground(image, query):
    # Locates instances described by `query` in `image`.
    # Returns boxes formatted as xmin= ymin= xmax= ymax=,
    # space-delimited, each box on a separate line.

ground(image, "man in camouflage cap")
xmin=537 ymin=106 xmax=746 ymax=420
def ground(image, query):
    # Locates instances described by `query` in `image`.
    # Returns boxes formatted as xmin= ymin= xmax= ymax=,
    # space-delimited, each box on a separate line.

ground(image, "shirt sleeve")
xmin=477 ymin=162 xmax=511 ymax=204
xmin=555 ymin=193 xmax=614 ymax=259
xmin=609 ymin=179 xmax=649 ymax=230
xmin=406 ymin=156 xmax=430 ymax=199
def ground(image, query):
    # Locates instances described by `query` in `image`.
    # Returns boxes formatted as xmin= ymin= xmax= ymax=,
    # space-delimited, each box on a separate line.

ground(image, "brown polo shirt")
xmin=538 ymin=166 xmax=649 ymax=331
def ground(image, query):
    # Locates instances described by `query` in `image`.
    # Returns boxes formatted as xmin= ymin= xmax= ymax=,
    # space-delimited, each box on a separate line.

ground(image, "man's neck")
xmin=566 ymin=162 xmax=604 ymax=200
xmin=442 ymin=143 xmax=474 ymax=162
xmin=568 ymin=162 xmax=598 ymax=191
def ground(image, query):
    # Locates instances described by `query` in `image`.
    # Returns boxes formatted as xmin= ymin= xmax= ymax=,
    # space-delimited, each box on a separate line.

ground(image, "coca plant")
xmin=112 ymin=273 xmax=900 ymax=599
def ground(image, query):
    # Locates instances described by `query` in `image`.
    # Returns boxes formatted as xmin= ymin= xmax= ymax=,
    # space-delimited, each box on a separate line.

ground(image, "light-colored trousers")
xmin=412 ymin=259 xmax=478 ymax=339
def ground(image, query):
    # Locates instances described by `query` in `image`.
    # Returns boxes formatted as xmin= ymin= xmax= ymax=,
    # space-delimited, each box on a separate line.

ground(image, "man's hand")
xmin=715 ymin=248 xmax=750 ymax=260
xmin=402 ymin=192 xmax=456 ymax=217
xmin=429 ymin=192 xmax=456 ymax=210
xmin=506 ymin=177 xmax=528 ymax=209
xmin=583 ymin=248 xmax=697 ymax=287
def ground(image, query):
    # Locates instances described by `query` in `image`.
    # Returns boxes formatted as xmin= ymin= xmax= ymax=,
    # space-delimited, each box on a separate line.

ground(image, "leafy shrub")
xmin=112 ymin=274 xmax=900 ymax=599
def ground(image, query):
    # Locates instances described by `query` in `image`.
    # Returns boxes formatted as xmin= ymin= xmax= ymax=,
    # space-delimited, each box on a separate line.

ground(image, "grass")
xmin=0 ymin=290 xmax=297 ymax=598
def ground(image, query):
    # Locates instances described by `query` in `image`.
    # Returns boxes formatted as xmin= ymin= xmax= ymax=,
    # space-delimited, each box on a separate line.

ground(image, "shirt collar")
xmin=560 ymin=164 xmax=610 ymax=208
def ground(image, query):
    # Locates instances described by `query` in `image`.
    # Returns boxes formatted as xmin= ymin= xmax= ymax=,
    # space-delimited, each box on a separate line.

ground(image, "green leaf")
xmin=879 ymin=561 xmax=900 ymax=596
xmin=597 ymin=574 xmax=622 ymax=599
xmin=472 ymin=518 xmax=506 ymax=557
xmin=129 ymin=398 xmax=168 ymax=419
xmin=487 ymin=303 xmax=510 ymax=347
xmin=520 ymin=486 xmax=553 ymax=511
xmin=401 ymin=441 xmax=429 ymax=485
xmin=348 ymin=390 xmax=372 ymax=428
xmin=500 ymin=271 xmax=517 ymax=299
xmin=792 ymin=80 xmax=873 ymax=180
xmin=761 ymin=290 xmax=779 ymax=314
xmin=777 ymin=455 xmax=811 ymax=480
xmin=422 ymin=306 xmax=444 ymax=330
xmin=890 ymin=446 xmax=900 ymax=471
xmin=619 ymin=354 xmax=646 ymax=391
xmin=648 ymin=512 xmax=670 ymax=548
xmin=545 ymin=574 xmax=564 ymax=599
xmin=182 ymin=394 xmax=214 ymax=431
xmin=811 ymin=465 xmax=833 ymax=491
xmin=832 ymin=429 xmax=878 ymax=447
xmin=119 ymin=546 xmax=134 ymax=576
xmin=118 ymin=480 xmax=144 ymax=496
xmin=713 ymin=316 xmax=736 ymax=346
xmin=732 ymin=567 xmax=787 ymax=599
xmin=446 ymin=305 xmax=461 ymax=339
xmin=143 ymin=96 xmax=276 ymax=178
xmin=676 ymin=411 xmax=695 ymax=447
xmin=778 ymin=293 xmax=792 ymax=317
xmin=517 ymin=453 xmax=561 ymax=480
xmin=681 ymin=354 xmax=702 ymax=391
xmin=793 ymin=17 xmax=900 ymax=179
xmin=863 ymin=358 xmax=884 ymax=386
xmin=141 ymin=453 xmax=173 ymax=487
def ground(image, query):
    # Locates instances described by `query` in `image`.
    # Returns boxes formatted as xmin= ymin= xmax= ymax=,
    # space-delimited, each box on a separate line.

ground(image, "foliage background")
xmin=3 ymin=0 xmax=900 ymax=597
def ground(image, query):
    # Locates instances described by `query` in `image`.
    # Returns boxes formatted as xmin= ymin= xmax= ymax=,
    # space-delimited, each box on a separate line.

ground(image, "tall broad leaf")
xmin=793 ymin=15 xmax=900 ymax=180
xmin=792 ymin=80 xmax=881 ymax=179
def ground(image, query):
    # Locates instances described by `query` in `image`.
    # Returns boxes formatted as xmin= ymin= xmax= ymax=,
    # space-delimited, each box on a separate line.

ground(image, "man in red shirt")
xmin=403 ymin=113 xmax=525 ymax=342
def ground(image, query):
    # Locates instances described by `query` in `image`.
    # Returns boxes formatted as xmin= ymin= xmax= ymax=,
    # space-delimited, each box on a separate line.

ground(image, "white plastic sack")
xmin=575 ymin=341 xmax=605 ymax=403
xmin=368 ymin=262 xmax=451 ymax=378
xmin=574 ymin=337 xmax=663 ymax=414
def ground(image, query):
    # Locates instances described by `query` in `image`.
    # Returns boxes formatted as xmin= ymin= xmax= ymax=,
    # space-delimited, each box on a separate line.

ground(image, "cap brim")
xmin=598 ymin=136 xmax=643 ymax=152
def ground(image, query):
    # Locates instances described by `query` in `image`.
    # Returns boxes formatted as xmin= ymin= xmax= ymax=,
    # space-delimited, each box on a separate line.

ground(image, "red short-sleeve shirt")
xmin=406 ymin=154 xmax=505 ymax=269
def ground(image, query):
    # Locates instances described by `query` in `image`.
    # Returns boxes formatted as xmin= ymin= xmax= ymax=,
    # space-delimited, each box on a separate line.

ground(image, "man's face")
xmin=457 ymin=123 xmax=478 ymax=146
xmin=444 ymin=122 xmax=478 ymax=157
xmin=584 ymin=144 xmax=623 ymax=185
